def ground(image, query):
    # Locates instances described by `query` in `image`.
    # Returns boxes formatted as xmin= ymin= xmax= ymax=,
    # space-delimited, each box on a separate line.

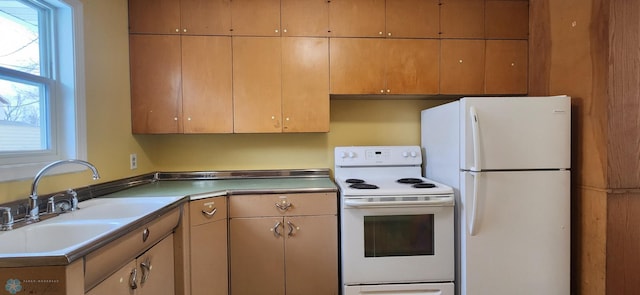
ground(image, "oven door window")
xmin=364 ymin=214 xmax=435 ymax=257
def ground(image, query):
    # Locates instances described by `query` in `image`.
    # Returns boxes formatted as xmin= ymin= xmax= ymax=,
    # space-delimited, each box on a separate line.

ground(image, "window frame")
xmin=0 ymin=0 xmax=87 ymax=182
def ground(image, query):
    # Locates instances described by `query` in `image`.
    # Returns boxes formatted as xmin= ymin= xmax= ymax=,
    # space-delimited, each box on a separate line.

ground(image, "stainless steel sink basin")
xmin=0 ymin=196 xmax=182 ymax=258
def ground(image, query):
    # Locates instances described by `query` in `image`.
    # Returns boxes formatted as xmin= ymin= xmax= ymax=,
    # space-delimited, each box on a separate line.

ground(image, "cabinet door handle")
xmin=272 ymin=221 xmax=282 ymax=237
xmin=201 ymin=207 xmax=217 ymax=217
xmin=286 ymin=221 xmax=299 ymax=237
xmin=140 ymin=257 xmax=152 ymax=284
xmin=142 ymin=228 xmax=150 ymax=242
xmin=129 ymin=268 xmax=138 ymax=290
xmin=274 ymin=200 xmax=292 ymax=211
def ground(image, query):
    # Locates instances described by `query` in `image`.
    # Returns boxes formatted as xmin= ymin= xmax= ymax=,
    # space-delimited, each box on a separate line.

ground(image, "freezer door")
xmin=459 ymin=170 xmax=570 ymax=295
xmin=460 ymin=96 xmax=571 ymax=170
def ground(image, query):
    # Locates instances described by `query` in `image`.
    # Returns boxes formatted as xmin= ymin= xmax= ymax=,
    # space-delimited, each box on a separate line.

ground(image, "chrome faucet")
xmin=27 ymin=159 xmax=100 ymax=222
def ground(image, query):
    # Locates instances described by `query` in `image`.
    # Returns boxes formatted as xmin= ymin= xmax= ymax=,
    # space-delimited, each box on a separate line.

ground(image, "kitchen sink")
xmin=65 ymin=196 xmax=180 ymax=220
xmin=0 ymin=220 xmax=123 ymax=254
xmin=0 ymin=196 xmax=182 ymax=257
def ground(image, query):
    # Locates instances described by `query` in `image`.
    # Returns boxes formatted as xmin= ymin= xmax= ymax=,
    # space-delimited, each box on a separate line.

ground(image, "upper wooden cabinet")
xmin=329 ymin=0 xmax=386 ymax=37
xmin=440 ymin=0 xmax=485 ymax=39
xmin=128 ymin=0 xmax=232 ymax=35
xmin=130 ymin=35 xmax=233 ymax=134
xmin=485 ymin=1 xmax=529 ymax=39
xmin=181 ymin=36 xmax=233 ymax=133
xmin=330 ymin=38 xmax=439 ymax=95
xmin=440 ymin=39 xmax=486 ymax=94
xmin=129 ymin=35 xmax=182 ymax=134
xmin=281 ymin=0 xmax=330 ymax=36
xmin=441 ymin=39 xmax=528 ymax=95
xmin=233 ymin=37 xmax=329 ymax=133
xmin=485 ymin=40 xmax=528 ymax=94
xmin=231 ymin=0 xmax=281 ymax=36
xmin=329 ymin=0 xmax=439 ymax=38
xmin=385 ymin=0 xmax=440 ymax=38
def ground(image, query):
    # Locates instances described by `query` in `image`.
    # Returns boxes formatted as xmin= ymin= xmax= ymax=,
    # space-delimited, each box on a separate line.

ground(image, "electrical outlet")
xmin=130 ymin=153 xmax=137 ymax=170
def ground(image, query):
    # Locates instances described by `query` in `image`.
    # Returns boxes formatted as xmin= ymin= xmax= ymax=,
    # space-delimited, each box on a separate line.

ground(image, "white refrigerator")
xmin=421 ymin=96 xmax=571 ymax=295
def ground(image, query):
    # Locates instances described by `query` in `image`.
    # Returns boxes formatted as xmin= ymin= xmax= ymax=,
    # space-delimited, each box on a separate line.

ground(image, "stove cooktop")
xmin=336 ymin=176 xmax=453 ymax=197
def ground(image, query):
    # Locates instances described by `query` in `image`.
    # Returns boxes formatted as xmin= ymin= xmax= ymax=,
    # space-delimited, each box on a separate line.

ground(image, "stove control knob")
xmin=410 ymin=151 xmax=418 ymax=157
xmin=402 ymin=152 xmax=409 ymax=157
xmin=340 ymin=152 xmax=348 ymax=158
xmin=348 ymin=152 xmax=356 ymax=158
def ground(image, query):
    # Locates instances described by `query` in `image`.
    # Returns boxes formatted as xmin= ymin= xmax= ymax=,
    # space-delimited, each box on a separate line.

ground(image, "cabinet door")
xmin=232 ymin=37 xmax=282 ymax=133
xmin=329 ymin=0 xmax=385 ymax=37
xmin=86 ymin=261 xmax=136 ymax=295
xmin=128 ymin=0 xmax=180 ymax=34
xmin=138 ymin=235 xmax=175 ymax=295
xmin=181 ymin=0 xmax=231 ymax=35
xmin=130 ymin=35 xmax=181 ymax=134
xmin=440 ymin=39 xmax=485 ymax=95
xmin=281 ymin=0 xmax=329 ymax=36
xmin=181 ymin=36 xmax=233 ymax=133
xmin=386 ymin=39 xmax=440 ymax=95
xmin=230 ymin=218 xmax=285 ymax=295
xmin=485 ymin=40 xmax=528 ymax=94
xmin=191 ymin=219 xmax=228 ymax=295
xmin=231 ymin=0 xmax=280 ymax=36
xmin=285 ymin=215 xmax=338 ymax=295
xmin=485 ymin=1 xmax=529 ymax=39
xmin=282 ymin=37 xmax=329 ymax=132
xmin=440 ymin=0 xmax=485 ymax=39
xmin=385 ymin=0 xmax=439 ymax=38
xmin=330 ymin=38 xmax=385 ymax=94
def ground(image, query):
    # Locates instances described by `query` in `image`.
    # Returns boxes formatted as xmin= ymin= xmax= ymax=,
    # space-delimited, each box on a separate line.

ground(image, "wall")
xmin=530 ymin=0 xmax=640 ymax=294
xmin=0 ymin=0 xmax=444 ymax=203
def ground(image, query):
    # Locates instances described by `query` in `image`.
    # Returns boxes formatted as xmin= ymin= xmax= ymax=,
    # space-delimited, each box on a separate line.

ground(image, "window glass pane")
xmin=0 ymin=0 xmax=41 ymax=76
xmin=0 ymin=78 xmax=47 ymax=152
xmin=364 ymin=214 xmax=435 ymax=257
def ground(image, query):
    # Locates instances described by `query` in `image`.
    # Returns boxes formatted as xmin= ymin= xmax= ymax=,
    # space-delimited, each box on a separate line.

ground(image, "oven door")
xmin=345 ymin=282 xmax=454 ymax=295
xmin=341 ymin=198 xmax=454 ymax=285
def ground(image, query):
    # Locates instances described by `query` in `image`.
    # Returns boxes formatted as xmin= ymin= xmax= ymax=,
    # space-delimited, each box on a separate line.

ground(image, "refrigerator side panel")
xmin=460 ymin=170 xmax=570 ymax=295
xmin=460 ymin=96 xmax=571 ymax=170
xmin=421 ymin=100 xmax=460 ymax=187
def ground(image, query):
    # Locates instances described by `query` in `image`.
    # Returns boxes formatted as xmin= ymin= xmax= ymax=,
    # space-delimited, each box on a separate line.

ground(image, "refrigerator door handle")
xmin=469 ymin=106 xmax=481 ymax=172
xmin=469 ymin=171 xmax=480 ymax=236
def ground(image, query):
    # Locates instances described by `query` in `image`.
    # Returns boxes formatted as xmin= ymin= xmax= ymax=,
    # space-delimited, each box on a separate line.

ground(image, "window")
xmin=0 ymin=0 xmax=86 ymax=181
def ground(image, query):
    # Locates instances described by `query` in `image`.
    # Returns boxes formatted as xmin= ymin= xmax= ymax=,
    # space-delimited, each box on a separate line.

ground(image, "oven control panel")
xmin=335 ymin=146 xmax=422 ymax=166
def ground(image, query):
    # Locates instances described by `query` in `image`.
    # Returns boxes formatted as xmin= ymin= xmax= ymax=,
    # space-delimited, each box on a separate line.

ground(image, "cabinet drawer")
xmin=190 ymin=196 xmax=227 ymax=226
xmin=229 ymin=193 xmax=336 ymax=218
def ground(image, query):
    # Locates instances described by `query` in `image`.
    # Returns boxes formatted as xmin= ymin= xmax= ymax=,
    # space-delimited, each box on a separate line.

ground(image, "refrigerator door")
xmin=459 ymin=170 xmax=570 ymax=295
xmin=460 ymin=96 xmax=571 ymax=171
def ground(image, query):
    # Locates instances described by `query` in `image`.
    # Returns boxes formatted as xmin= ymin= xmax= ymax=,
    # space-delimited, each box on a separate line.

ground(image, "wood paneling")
xmin=485 ymin=1 xmax=529 ymax=39
xmin=531 ymin=1 xmax=640 ymax=295
xmin=440 ymin=0 xmax=485 ymax=39
xmin=607 ymin=192 xmax=640 ymax=295
xmin=607 ymin=0 xmax=640 ymax=189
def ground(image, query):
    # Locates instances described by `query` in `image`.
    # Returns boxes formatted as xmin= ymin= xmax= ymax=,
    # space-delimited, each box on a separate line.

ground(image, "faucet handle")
xmin=67 ymin=189 xmax=78 ymax=211
xmin=0 ymin=207 xmax=14 ymax=231
xmin=47 ymin=196 xmax=56 ymax=214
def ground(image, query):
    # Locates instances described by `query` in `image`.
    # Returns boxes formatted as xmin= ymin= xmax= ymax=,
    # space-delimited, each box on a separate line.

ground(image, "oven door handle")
xmin=344 ymin=198 xmax=453 ymax=208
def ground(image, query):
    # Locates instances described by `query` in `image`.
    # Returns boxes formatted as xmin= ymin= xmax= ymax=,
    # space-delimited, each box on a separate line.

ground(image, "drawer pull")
xmin=272 ymin=221 xmax=282 ymax=237
xmin=274 ymin=200 xmax=292 ymax=211
xmin=201 ymin=207 xmax=217 ymax=217
xmin=129 ymin=268 xmax=138 ymax=290
xmin=287 ymin=221 xmax=299 ymax=237
xmin=142 ymin=228 xmax=150 ymax=242
xmin=140 ymin=257 xmax=152 ymax=284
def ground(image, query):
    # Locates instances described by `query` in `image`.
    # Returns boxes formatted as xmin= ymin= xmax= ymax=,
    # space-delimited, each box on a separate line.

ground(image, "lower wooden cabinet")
xmin=86 ymin=235 xmax=175 ymax=295
xmin=228 ymin=193 xmax=338 ymax=295
xmin=189 ymin=196 xmax=228 ymax=295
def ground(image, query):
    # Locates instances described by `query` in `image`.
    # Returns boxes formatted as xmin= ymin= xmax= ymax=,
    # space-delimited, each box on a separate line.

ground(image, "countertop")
xmin=103 ymin=177 xmax=338 ymax=200
xmin=0 ymin=169 xmax=337 ymax=267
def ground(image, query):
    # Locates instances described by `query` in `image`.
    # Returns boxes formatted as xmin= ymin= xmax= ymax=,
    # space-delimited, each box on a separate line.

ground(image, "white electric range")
xmin=335 ymin=146 xmax=455 ymax=295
